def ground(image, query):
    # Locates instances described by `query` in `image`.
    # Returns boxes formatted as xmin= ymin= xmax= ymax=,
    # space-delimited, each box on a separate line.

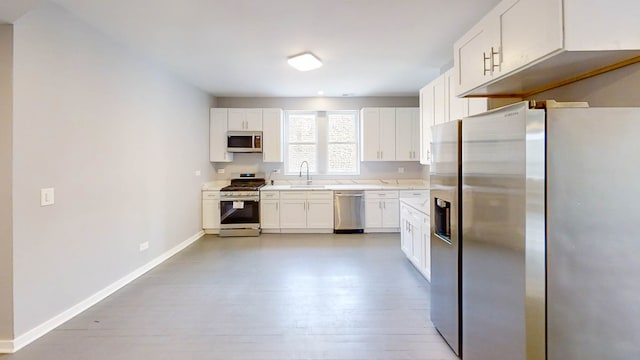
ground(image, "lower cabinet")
xmin=400 ymin=201 xmax=430 ymax=281
xmin=278 ymin=191 xmax=334 ymax=233
xmin=202 ymin=191 xmax=220 ymax=234
xmin=364 ymin=191 xmax=400 ymax=232
xmin=260 ymin=191 xmax=280 ymax=232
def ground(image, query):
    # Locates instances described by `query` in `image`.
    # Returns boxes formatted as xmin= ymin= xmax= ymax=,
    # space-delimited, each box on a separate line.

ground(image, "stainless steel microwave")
xmin=227 ymin=131 xmax=262 ymax=153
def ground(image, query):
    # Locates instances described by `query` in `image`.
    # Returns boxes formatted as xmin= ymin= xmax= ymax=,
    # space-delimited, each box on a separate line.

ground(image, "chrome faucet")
xmin=299 ymin=161 xmax=311 ymax=185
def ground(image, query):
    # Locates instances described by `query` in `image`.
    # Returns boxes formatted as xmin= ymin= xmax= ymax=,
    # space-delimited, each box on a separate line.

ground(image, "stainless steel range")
xmin=219 ymin=173 xmax=266 ymax=237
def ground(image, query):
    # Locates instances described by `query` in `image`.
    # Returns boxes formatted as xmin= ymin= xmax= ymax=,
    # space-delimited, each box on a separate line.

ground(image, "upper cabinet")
xmin=361 ymin=107 xmax=396 ymax=161
xmin=454 ymin=0 xmax=640 ymax=97
xmin=209 ymin=108 xmax=233 ymax=163
xmin=395 ymin=108 xmax=420 ymax=161
xmin=262 ymin=108 xmax=283 ymax=162
xmin=228 ymin=108 xmax=263 ymax=131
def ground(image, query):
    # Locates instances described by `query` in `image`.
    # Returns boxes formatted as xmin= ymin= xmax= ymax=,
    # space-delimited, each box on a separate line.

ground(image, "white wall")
xmin=528 ymin=62 xmax=640 ymax=106
xmin=11 ymin=3 xmax=213 ymax=336
xmin=214 ymin=96 xmax=425 ymax=180
xmin=0 ymin=24 xmax=14 ymax=341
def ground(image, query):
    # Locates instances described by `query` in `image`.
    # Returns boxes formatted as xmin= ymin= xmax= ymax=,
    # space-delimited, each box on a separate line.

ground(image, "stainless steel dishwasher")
xmin=334 ymin=190 xmax=365 ymax=233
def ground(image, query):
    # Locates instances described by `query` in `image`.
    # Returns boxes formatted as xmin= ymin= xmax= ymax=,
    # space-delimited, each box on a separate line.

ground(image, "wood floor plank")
xmin=2 ymin=233 xmax=457 ymax=360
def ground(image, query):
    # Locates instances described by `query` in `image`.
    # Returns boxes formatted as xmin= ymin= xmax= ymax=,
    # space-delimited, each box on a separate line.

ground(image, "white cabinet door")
xmin=260 ymin=200 xmax=280 ymax=230
xmin=227 ymin=108 xmax=263 ymax=131
xmin=227 ymin=108 xmax=246 ymax=131
xmin=410 ymin=216 xmax=423 ymax=269
xmin=364 ymin=199 xmax=383 ymax=228
xmin=455 ymin=18 xmax=496 ymax=96
xmin=279 ymin=199 xmax=307 ymax=229
xmin=202 ymin=199 xmax=220 ymax=230
xmin=446 ymin=69 xmax=467 ymax=122
xmin=262 ymin=108 xmax=283 ymax=162
xmin=433 ymin=75 xmax=448 ymax=126
xmin=202 ymin=191 xmax=220 ymax=231
xmin=400 ymin=207 xmax=411 ymax=257
xmin=419 ymin=84 xmax=434 ymax=165
xmin=306 ymin=199 xmax=334 ymax=229
xmin=378 ymin=108 xmax=396 ymax=161
xmin=210 ymin=108 xmax=233 ymax=162
xmin=381 ymin=199 xmax=400 ymax=228
xmin=245 ymin=109 xmax=263 ymax=131
xmin=498 ymin=0 xmax=563 ymax=76
xmin=360 ymin=108 xmax=381 ymax=161
xmin=395 ymin=108 xmax=419 ymax=161
xmin=422 ymin=216 xmax=431 ymax=281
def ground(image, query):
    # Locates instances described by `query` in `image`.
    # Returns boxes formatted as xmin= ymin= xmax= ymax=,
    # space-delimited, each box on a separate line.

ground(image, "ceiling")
xmin=4 ymin=0 xmax=502 ymax=97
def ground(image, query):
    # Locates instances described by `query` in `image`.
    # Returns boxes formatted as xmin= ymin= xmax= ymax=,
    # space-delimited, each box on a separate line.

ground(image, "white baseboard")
xmin=2 ymin=230 xmax=204 ymax=354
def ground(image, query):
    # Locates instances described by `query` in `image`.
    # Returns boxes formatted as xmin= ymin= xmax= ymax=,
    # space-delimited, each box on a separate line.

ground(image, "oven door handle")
xmin=221 ymin=198 xmax=259 ymax=202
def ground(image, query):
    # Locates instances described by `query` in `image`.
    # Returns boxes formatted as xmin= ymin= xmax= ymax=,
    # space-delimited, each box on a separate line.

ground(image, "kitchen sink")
xmin=288 ymin=185 xmax=326 ymax=189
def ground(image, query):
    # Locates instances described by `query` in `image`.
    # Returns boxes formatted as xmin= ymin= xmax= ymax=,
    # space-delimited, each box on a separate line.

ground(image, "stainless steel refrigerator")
xmin=430 ymin=119 xmax=462 ymax=356
xmin=461 ymin=101 xmax=640 ymax=360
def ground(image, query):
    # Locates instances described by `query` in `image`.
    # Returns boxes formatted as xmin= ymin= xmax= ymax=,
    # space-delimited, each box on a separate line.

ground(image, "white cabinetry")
xmin=361 ymin=108 xmax=396 ymax=161
xmin=395 ymin=108 xmax=420 ymax=161
xmin=262 ymin=108 xmax=284 ymax=162
xmin=279 ymin=191 xmax=334 ymax=233
xmin=209 ymin=109 xmax=233 ymax=162
xmin=454 ymin=0 xmax=640 ymax=97
xmin=364 ymin=191 xmax=400 ymax=232
xmin=228 ymin=108 xmax=263 ymax=131
xmin=202 ymin=191 xmax=220 ymax=234
xmin=260 ymin=191 xmax=280 ymax=232
xmin=400 ymin=201 xmax=430 ymax=281
xmin=419 ymin=85 xmax=434 ymax=165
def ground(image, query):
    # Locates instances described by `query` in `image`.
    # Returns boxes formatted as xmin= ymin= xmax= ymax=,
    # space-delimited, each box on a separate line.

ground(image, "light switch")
xmin=41 ymin=188 xmax=55 ymax=206
xmin=217 ymin=169 xmax=225 ymax=174
xmin=195 ymin=170 xmax=201 ymax=176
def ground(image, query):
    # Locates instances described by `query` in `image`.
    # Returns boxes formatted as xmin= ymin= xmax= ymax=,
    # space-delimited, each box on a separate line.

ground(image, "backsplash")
xmin=211 ymin=153 xmax=426 ymax=181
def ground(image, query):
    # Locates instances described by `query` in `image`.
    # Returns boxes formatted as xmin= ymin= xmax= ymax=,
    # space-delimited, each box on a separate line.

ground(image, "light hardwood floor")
xmin=2 ymin=233 xmax=457 ymax=360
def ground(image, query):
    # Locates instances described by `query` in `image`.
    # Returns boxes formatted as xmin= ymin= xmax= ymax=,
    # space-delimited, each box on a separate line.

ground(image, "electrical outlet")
xmin=40 ymin=188 xmax=55 ymax=206
xmin=217 ymin=169 xmax=225 ymax=174
xmin=274 ymin=169 xmax=280 ymax=174
xmin=139 ymin=241 xmax=149 ymax=252
xmin=398 ymin=167 xmax=405 ymax=174
xmin=195 ymin=170 xmax=201 ymax=176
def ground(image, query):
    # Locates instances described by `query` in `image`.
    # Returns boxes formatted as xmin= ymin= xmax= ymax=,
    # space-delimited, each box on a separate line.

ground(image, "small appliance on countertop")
xmin=219 ymin=173 xmax=266 ymax=237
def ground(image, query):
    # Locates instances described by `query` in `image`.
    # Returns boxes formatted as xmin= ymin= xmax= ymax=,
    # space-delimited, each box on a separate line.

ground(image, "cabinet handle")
xmin=491 ymin=46 xmax=500 ymax=71
xmin=276 ymin=202 xmax=278 ymax=211
xmin=383 ymin=202 xmax=386 ymax=209
xmin=381 ymin=151 xmax=383 ymax=159
xmin=483 ymin=51 xmax=491 ymax=76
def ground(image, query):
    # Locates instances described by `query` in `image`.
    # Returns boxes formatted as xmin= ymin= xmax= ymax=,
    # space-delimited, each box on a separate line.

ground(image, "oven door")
xmin=220 ymin=198 xmax=260 ymax=227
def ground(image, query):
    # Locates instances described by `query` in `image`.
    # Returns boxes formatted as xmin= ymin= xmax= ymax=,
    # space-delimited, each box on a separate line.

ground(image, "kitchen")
xmin=1 ymin=0 xmax=640 ymax=359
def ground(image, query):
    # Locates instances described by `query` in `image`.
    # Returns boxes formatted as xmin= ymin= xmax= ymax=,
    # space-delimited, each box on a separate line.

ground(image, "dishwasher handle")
xmin=335 ymin=193 xmax=364 ymax=197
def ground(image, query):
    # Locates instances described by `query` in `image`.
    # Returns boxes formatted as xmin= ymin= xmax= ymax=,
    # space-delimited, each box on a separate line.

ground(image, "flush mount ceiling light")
xmin=287 ymin=52 xmax=322 ymax=71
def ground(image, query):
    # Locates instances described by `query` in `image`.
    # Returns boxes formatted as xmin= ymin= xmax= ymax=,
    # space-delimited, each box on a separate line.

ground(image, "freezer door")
xmin=461 ymin=102 xmax=546 ymax=360
xmin=546 ymin=108 xmax=640 ymax=360
xmin=430 ymin=120 xmax=461 ymax=355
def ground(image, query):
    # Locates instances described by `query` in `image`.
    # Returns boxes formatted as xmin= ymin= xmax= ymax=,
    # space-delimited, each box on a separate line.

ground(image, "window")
xmin=285 ymin=110 xmax=359 ymax=175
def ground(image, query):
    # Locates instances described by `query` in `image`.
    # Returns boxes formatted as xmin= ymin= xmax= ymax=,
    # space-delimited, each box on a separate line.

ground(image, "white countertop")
xmin=400 ymin=196 xmax=430 ymax=215
xmin=203 ymin=179 xmax=429 ymax=192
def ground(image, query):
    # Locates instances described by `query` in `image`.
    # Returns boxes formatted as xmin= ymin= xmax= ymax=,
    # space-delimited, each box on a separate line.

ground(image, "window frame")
xmin=284 ymin=110 xmax=360 ymax=176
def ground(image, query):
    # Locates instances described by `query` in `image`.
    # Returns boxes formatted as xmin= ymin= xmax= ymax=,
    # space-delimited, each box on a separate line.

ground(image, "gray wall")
xmin=528 ymin=62 xmax=640 ymax=106
xmin=11 ymin=3 xmax=214 ymax=336
xmin=216 ymin=96 xmax=418 ymax=110
xmin=0 ymin=24 xmax=14 ymax=340
xmin=214 ymin=96 xmax=424 ymax=180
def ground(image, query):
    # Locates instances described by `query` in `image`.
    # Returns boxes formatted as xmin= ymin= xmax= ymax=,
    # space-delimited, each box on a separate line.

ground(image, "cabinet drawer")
xmin=280 ymin=191 xmax=307 ymax=200
xmin=260 ymin=191 xmax=280 ymax=200
xmin=399 ymin=190 xmax=429 ymax=198
xmin=306 ymin=191 xmax=333 ymax=200
xmin=365 ymin=191 xmax=399 ymax=200
xmin=202 ymin=191 xmax=220 ymax=200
